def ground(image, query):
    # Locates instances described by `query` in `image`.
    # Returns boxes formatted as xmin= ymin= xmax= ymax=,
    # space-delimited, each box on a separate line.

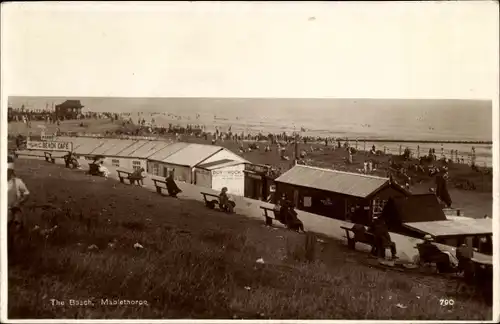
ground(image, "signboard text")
xmin=27 ymin=140 xmax=73 ymax=152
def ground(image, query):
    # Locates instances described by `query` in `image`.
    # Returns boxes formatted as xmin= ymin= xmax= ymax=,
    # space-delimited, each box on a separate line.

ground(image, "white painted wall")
xmin=110 ymin=157 xmax=146 ymax=172
xmin=201 ymin=149 xmax=247 ymax=165
xmin=194 ymin=168 xmax=212 ymax=188
xmin=211 ymin=164 xmax=245 ymax=197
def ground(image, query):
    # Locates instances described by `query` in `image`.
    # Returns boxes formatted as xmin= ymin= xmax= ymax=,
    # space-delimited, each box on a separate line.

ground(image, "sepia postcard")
xmin=1 ymin=1 xmax=499 ymax=322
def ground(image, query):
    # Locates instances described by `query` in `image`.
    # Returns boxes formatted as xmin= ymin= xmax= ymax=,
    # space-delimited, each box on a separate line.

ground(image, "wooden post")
xmin=399 ymin=145 xmax=402 ymax=156
xmin=305 ymin=232 xmax=317 ymax=263
xmin=384 ymin=146 xmax=387 ymax=155
xmin=417 ymin=145 xmax=420 ymax=159
xmin=363 ymin=141 xmax=366 ymax=152
xmin=355 ymin=139 xmax=358 ymax=150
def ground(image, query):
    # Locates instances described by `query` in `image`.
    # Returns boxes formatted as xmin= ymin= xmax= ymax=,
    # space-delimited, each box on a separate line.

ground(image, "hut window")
xmin=152 ymin=164 xmax=159 ymax=176
xmin=132 ymin=160 xmax=141 ymax=171
xmin=372 ymin=199 xmax=387 ymax=216
xmin=111 ymin=159 xmax=120 ymax=167
xmin=84 ymin=156 xmax=94 ymax=161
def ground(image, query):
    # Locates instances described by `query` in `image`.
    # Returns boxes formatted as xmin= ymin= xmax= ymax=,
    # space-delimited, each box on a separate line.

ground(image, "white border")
xmin=1 ymin=1 xmax=499 ymax=323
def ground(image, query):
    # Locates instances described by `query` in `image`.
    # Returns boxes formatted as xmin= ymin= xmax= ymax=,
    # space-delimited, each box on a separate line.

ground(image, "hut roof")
xmin=160 ymin=144 xmax=223 ymax=167
xmin=275 ymin=164 xmax=389 ymax=198
xmin=197 ymin=159 xmax=243 ymax=170
xmin=383 ymin=194 xmax=447 ymax=223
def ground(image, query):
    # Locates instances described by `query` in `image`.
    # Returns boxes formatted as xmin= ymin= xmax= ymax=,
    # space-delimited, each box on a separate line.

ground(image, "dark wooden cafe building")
xmin=274 ymin=164 xmax=410 ymax=225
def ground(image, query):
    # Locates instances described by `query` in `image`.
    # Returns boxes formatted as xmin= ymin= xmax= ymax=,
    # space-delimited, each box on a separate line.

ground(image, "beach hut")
xmin=274 ymin=165 xmax=410 ymax=224
xmin=378 ymin=194 xmax=447 ymax=236
xmin=403 ymin=218 xmax=492 ymax=253
xmin=148 ymin=143 xmax=247 ymax=184
xmin=193 ymin=159 xmax=247 ymax=196
xmin=71 ymin=137 xmax=108 ymax=165
xmin=147 ymin=142 xmax=192 ymax=178
xmin=105 ymin=140 xmax=162 ymax=172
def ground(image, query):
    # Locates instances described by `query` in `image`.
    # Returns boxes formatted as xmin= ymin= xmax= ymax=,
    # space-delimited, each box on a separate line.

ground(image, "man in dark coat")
xmin=165 ymin=171 xmax=182 ymax=197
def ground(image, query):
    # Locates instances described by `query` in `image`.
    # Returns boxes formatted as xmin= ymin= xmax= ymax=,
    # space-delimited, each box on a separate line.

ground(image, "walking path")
xmin=24 ymin=156 xmax=490 ymax=264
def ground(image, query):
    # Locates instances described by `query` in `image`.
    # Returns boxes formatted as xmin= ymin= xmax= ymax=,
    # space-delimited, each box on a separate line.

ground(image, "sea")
xmin=8 ymin=97 xmax=494 ymax=166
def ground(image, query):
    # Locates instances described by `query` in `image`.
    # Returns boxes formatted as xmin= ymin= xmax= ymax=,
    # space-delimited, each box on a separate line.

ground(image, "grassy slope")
xmin=8 ymin=159 xmax=492 ymax=320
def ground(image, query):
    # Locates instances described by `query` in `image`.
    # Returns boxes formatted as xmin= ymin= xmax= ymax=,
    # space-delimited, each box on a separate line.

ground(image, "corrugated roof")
xmin=197 ymin=159 xmax=243 ymax=170
xmin=131 ymin=140 xmax=173 ymax=158
xmin=74 ymin=139 xmax=107 ymax=155
xmin=90 ymin=139 xmax=131 ymax=155
xmin=100 ymin=139 xmax=137 ymax=156
xmin=275 ymin=164 xmax=389 ymax=198
xmin=54 ymin=136 xmax=87 ymax=150
xmin=147 ymin=142 xmax=191 ymax=162
xmin=403 ymin=218 xmax=492 ymax=237
xmin=161 ymin=144 xmax=222 ymax=167
xmin=114 ymin=140 xmax=150 ymax=157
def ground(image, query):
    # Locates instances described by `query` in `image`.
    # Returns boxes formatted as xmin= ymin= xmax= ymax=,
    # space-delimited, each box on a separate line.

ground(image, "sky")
xmin=1 ymin=1 xmax=498 ymax=100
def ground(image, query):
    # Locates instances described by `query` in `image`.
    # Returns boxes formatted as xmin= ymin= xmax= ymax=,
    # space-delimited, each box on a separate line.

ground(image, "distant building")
xmin=55 ymin=100 xmax=84 ymax=120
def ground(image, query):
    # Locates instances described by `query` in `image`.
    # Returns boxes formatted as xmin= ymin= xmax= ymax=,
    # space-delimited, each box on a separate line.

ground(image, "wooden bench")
xmin=260 ymin=206 xmax=278 ymax=226
xmin=44 ymin=152 xmax=55 ymax=163
xmin=341 ymin=225 xmax=375 ymax=250
xmin=341 ymin=225 xmax=396 ymax=257
xmin=153 ymin=179 xmax=169 ymax=195
xmin=201 ymin=192 xmax=221 ymax=209
xmin=117 ymin=170 xmax=142 ymax=185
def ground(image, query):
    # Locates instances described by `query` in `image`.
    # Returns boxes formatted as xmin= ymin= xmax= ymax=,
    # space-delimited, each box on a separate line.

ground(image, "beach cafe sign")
xmin=27 ymin=140 xmax=73 ymax=152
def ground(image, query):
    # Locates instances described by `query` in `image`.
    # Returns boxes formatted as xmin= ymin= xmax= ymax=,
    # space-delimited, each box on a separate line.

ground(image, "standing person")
xmin=139 ymin=167 xmax=147 ymax=186
xmin=7 ymin=157 xmax=30 ymax=232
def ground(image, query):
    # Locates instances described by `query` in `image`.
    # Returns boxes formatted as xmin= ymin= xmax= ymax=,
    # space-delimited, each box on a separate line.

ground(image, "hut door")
xmin=293 ymin=189 xmax=299 ymax=207
xmin=163 ymin=166 xmax=169 ymax=177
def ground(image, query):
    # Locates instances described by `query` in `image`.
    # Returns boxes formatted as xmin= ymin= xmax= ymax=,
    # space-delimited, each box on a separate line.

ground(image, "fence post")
xmin=399 ymin=145 xmax=402 ymax=156
xmin=305 ymin=232 xmax=317 ymax=263
xmin=417 ymin=145 xmax=420 ymax=159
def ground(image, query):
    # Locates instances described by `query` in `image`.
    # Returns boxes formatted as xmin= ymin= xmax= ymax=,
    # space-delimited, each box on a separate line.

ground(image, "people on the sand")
xmin=219 ymin=187 xmax=235 ymax=213
xmin=369 ymin=217 xmax=397 ymax=259
xmin=7 ymin=157 xmax=30 ymax=232
xmin=165 ymin=171 xmax=182 ymax=197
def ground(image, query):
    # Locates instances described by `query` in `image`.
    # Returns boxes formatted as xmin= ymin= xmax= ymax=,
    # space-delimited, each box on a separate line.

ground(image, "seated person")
xmin=352 ymin=223 xmax=369 ymax=249
xmin=219 ymin=187 xmax=235 ymax=213
xmin=456 ymin=243 xmax=474 ymax=280
xmin=165 ymin=172 xmax=182 ymax=197
xmin=417 ymin=235 xmax=452 ymax=273
xmin=286 ymin=206 xmax=305 ymax=232
xmin=98 ymin=161 xmax=110 ymax=178
xmin=370 ymin=218 xmax=397 ymax=259
xmin=64 ymin=152 xmax=80 ymax=168
xmin=130 ymin=168 xmax=146 ymax=185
